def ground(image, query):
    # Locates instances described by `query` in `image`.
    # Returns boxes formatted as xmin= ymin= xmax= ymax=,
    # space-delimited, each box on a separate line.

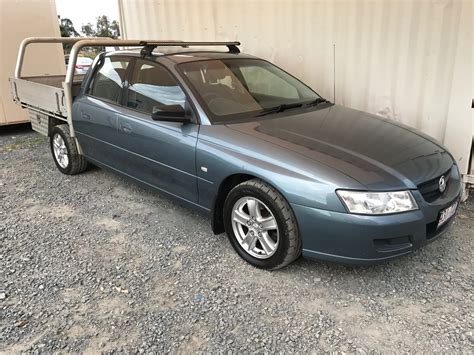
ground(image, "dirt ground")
xmin=1 ymin=125 xmax=473 ymax=353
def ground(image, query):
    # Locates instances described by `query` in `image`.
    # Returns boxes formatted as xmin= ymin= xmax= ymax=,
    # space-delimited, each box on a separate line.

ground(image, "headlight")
xmin=336 ymin=190 xmax=418 ymax=215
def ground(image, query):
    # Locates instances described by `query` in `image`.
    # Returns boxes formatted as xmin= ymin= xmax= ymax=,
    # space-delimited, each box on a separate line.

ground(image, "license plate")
xmin=437 ymin=200 xmax=458 ymax=229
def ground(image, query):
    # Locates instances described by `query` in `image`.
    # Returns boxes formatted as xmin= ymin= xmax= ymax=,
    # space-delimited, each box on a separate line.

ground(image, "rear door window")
xmin=87 ymin=57 xmax=129 ymax=103
xmin=126 ymin=59 xmax=186 ymax=115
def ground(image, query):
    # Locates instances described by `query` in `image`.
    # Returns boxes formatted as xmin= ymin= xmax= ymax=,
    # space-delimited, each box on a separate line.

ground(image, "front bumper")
xmin=293 ymin=184 xmax=462 ymax=265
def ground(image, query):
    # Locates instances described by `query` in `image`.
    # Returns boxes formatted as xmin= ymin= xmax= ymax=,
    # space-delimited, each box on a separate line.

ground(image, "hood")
xmin=226 ymin=105 xmax=453 ymax=189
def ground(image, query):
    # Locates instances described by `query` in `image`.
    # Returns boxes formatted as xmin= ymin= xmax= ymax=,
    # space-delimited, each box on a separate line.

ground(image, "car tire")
xmin=223 ymin=178 xmax=301 ymax=270
xmin=50 ymin=124 xmax=87 ymax=175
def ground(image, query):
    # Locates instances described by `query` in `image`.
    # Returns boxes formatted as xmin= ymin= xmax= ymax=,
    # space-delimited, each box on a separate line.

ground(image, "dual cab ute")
xmin=10 ymin=38 xmax=462 ymax=269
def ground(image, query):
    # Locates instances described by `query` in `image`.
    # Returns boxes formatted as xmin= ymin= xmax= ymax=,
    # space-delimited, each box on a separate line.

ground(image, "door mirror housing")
xmin=151 ymin=104 xmax=190 ymax=123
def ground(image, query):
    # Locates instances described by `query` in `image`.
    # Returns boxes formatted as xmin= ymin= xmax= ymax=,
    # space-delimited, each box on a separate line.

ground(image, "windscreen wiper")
xmin=306 ymin=97 xmax=331 ymax=106
xmin=256 ymin=102 xmax=303 ymax=117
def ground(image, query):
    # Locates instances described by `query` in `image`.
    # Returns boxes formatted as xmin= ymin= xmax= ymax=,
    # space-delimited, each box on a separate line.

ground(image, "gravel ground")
xmin=1 ymin=126 xmax=473 ymax=353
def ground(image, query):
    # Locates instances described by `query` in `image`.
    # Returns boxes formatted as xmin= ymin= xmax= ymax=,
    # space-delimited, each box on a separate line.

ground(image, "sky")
xmin=55 ymin=0 xmax=119 ymax=33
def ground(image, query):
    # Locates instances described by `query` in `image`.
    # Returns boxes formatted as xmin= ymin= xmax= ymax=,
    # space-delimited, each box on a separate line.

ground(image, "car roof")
xmin=105 ymin=49 xmax=258 ymax=63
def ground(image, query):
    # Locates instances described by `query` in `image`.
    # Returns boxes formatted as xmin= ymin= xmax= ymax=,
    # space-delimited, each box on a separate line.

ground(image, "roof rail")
xmin=138 ymin=41 xmax=241 ymax=56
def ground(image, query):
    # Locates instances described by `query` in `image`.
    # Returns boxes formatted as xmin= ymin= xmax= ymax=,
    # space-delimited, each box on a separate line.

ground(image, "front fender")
xmin=196 ymin=125 xmax=362 ymax=213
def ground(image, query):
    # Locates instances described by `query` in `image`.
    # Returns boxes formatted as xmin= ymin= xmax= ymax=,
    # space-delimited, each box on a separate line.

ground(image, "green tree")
xmin=81 ymin=23 xmax=95 ymax=37
xmin=81 ymin=15 xmax=120 ymax=39
xmin=58 ymin=16 xmax=79 ymax=37
xmin=110 ymin=20 xmax=120 ymax=39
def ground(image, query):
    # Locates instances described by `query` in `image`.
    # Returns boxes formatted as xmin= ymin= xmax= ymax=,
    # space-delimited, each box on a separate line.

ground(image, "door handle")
xmin=120 ymin=122 xmax=132 ymax=134
xmin=82 ymin=112 xmax=91 ymax=120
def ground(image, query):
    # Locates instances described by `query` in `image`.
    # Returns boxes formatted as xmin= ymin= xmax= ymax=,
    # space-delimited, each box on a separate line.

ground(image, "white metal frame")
xmin=14 ymin=37 xmax=240 ymax=137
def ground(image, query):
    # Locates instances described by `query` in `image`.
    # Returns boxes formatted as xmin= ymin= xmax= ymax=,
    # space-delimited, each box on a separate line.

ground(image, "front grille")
xmin=417 ymin=167 xmax=451 ymax=203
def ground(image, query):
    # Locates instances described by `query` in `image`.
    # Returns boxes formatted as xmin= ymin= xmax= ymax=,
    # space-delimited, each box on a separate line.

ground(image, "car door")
xmin=73 ymin=55 xmax=130 ymax=169
xmin=114 ymin=58 xmax=199 ymax=203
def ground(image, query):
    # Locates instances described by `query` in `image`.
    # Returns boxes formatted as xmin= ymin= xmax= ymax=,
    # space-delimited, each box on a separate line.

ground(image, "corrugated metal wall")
xmin=118 ymin=0 xmax=472 ymax=176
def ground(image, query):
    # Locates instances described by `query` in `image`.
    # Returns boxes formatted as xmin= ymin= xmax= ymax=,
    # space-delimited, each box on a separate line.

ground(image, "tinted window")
xmin=126 ymin=59 xmax=186 ymax=115
xmin=240 ymin=66 xmax=299 ymax=99
xmin=88 ymin=57 xmax=129 ymax=103
xmin=179 ymin=59 xmax=319 ymax=122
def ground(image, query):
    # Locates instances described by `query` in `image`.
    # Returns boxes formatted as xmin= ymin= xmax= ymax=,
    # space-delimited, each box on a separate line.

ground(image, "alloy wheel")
xmin=52 ymin=133 xmax=69 ymax=169
xmin=231 ymin=196 xmax=279 ymax=259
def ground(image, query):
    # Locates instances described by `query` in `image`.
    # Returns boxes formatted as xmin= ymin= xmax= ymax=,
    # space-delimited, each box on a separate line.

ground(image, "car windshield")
xmin=179 ymin=58 xmax=320 ymax=122
xmin=77 ymin=57 xmax=93 ymax=65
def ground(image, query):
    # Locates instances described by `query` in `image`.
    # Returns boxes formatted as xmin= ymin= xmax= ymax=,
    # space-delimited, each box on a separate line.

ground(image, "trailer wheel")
xmin=50 ymin=125 xmax=87 ymax=175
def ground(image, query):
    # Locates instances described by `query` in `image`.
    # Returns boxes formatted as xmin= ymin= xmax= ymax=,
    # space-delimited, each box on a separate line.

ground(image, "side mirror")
xmin=151 ymin=104 xmax=190 ymax=123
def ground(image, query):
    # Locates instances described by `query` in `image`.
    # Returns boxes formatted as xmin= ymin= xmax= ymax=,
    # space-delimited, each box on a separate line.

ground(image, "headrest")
xmin=138 ymin=67 xmax=177 ymax=86
xmin=202 ymin=62 xmax=229 ymax=82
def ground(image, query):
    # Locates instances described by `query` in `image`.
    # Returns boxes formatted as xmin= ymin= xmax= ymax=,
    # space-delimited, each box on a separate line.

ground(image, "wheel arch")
xmin=211 ymin=172 xmax=291 ymax=234
xmin=50 ymin=123 xmax=87 ymax=174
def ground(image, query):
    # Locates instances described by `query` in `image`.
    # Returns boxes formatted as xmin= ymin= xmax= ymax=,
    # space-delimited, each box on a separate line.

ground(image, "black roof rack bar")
xmin=227 ymin=44 xmax=240 ymax=54
xmin=138 ymin=41 xmax=241 ymax=56
xmin=140 ymin=45 xmax=157 ymax=57
xmin=137 ymin=41 xmax=240 ymax=46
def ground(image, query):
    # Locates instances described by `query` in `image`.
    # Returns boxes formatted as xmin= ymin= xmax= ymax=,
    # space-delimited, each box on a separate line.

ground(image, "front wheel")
xmin=50 ymin=125 xmax=87 ymax=175
xmin=223 ymin=179 xmax=301 ymax=270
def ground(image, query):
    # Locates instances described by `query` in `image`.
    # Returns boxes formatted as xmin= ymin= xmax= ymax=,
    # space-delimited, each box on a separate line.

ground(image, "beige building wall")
xmin=0 ymin=0 xmax=65 ymax=125
xmin=118 ymin=0 xmax=473 ymax=177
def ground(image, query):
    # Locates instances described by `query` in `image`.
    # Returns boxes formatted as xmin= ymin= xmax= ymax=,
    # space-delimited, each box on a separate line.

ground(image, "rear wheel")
xmin=223 ymin=178 xmax=301 ymax=270
xmin=50 ymin=125 xmax=87 ymax=175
